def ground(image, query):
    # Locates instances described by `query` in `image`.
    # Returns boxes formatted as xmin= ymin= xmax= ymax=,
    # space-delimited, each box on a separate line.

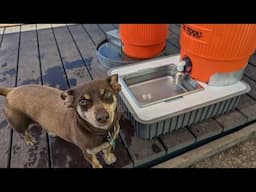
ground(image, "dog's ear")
xmin=60 ymin=89 xmax=75 ymax=108
xmin=106 ymin=74 xmax=121 ymax=94
xmin=60 ymin=89 xmax=74 ymax=100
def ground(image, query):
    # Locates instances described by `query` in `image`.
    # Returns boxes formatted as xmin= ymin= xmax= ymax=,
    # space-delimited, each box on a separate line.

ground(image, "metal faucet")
xmin=174 ymin=57 xmax=193 ymax=85
xmin=175 ymin=60 xmax=186 ymax=85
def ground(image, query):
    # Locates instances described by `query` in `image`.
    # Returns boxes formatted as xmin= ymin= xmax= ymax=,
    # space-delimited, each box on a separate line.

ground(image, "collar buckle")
xmin=107 ymin=131 xmax=116 ymax=150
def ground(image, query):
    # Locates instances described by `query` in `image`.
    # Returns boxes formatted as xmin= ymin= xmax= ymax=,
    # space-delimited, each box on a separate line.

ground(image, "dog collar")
xmin=107 ymin=131 xmax=116 ymax=149
xmin=86 ymin=121 xmax=120 ymax=155
xmin=107 ymin=121 xmax=120 ymax=150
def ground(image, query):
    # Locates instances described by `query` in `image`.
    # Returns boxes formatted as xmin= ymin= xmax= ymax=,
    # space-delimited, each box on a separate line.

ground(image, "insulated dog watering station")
xmin=108 ymin=55 xmax=250 ymax=139
xmin=97 ymin=24 xmax=254 ymax=139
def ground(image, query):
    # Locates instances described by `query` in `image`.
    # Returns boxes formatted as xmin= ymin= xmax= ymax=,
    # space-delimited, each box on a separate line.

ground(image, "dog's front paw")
xmin=92 ymin=163 xmax=103 ymax=168
xmin=24 ymin=131 xmax=37 ymax=146
xmin=104 ymin=153 xmax=117 ymax=165
xmin=91 ymin=155 xmax=103 ymax=168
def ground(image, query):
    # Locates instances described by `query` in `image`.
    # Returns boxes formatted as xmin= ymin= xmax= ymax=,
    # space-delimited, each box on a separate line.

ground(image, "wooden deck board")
xmin=0 ymin=28 xmax=4 ymax=47
xmin=168 ymin=24 xmax=180 ymax=49
xmin=245 ymin=64 xmax=256 ymax=81
xmin=37 ymin=25 xmax=72 ymax=168
xmin=164 ymin=41 xmax=179 ymax=55
xmin=38 ymin=25 xmax=90 ymax=168
xmin=249 ymin=52 xmax=256 ymax=66
xmin=189 ymin=119 xmax=223 ymax=142
xmin=98 ymin=24 xmax=116 ymax=34
xmin=164 ymin=25 xmax=180 ymax=55
xmin=112 ymin=24 xmax=119 ymax=28
xmin=83 ymin=24 xmax=105 ymax=46
xmin=10 ymin=25 xmax=49 ymax=168
xmin=154 ymin=122 xmax=256 ymax=168
xmin=67 ymin=24 xmax=106 ymax=80
xmin=37 ymin=25 xmax=69 ymax=90
xmin=236 ymin=94 xmax=256 ymax=123
xmin=243 ymin=76 xmax=256 ymax=100
xmin=169 ymin=24 xmax=181 ymax=36
xmin=215 ymin=110 xmax=247 ymax=131
xmin=51 ymin=25 xmax=92 ymax=86
xmin=70 ymin=24 xmax=133 ymax=168
xmin=159 ymin=128 xmax=196 ymax=154
xmin=239 ymin=60 xmax=256 ymax=123
xmin=0 ymin=28 xmax=4 ymax=35
xmin=47 ymin=137 xmax=90 ymax=168
xmin=0 ymin=27 xmax=20 ymax=168
xmin=119 ymin=119 xmax=166 ymax=167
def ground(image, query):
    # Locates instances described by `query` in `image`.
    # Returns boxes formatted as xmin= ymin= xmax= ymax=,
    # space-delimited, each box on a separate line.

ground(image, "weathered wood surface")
xmin=37 ymin=25 xmax=90 ymax=168
xmin=245 ymin=64 xmax=256 ymax=82
xmin=10 ymin=25 xmax=49 ymax=168
xmin=189 ymin=119 xmax=223 ymax=142
xmin=249 ymin=52 xmax=256 ymax=66
xmin=236 ymin=94 xmax=256 ymax=123
xmin=215 ymin=110 xmax=247 ymax=131
xmin=67 ymin=24 xmax=106 ymax=80
xmin=119 ymin=118 xmax=166 ymax=167
xmin=0 ymin=26 xmax=20 ymax=168
xmin=0 ymin=28 xmax=4 ymax=45
xmin=159 ymin=127 xmax=195 ymax=154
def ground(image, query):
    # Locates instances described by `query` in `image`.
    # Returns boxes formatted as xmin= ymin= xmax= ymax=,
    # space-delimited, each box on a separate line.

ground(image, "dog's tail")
xmin=0 ymin=87 xmax=12 ymax=96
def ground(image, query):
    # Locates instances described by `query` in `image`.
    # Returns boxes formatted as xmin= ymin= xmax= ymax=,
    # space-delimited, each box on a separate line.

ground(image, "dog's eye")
xmin=79 ymin=98 xmax=87 ymax=106
xmin=104 ymin=91 xmax=112 ymax=98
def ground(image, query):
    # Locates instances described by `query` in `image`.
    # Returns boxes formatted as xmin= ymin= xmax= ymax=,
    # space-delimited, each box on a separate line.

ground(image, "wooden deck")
xmin=0 ymin=24 xmax=256 ymax=168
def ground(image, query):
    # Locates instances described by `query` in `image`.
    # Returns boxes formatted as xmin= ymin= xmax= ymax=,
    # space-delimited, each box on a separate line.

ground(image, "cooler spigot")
xmin=175 ymin=57 xmax=192 ymax=84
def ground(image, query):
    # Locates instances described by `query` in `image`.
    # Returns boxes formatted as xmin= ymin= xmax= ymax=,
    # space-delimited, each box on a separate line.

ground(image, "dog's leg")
xmin=82 ymin=151 xmax=103 ymax=168
xmin=24 ymin=129 xmax=37 ymax=146
xmin=103 ymin=146 xmax=117 ymax=165
xmin=4 ymin=107 xmax=37 ymax=146
xmin=91 ymin=155 xmax=103 ymax=168
xmin=4 ymin=107 xmax=36 ymax=145
xmin=4 ymin=106 xmax=27 ymax=133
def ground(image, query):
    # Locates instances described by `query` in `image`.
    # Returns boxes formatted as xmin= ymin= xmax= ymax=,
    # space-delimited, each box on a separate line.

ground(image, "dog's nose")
xmin=95 ymin=108 xmax=109 ymax=123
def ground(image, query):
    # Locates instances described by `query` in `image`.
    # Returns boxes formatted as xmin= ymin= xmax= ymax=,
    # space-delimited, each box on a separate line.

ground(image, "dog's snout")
xmin=95 ymin=108 xmax=109 ymax=123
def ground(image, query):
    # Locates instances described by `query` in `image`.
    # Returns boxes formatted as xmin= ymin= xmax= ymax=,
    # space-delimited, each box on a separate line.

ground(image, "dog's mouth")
xmin=94 ymin=118 xmax=114 ymax=130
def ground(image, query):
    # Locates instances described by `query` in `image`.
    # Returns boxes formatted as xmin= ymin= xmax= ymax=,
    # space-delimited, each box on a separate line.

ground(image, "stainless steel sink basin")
xmin=120 ymin=64 xmax=203 ymax=107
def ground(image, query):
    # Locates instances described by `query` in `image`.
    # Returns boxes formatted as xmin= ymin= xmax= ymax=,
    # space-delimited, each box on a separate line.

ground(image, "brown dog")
xmin=0 ymin=74 xmax=121 ymax=168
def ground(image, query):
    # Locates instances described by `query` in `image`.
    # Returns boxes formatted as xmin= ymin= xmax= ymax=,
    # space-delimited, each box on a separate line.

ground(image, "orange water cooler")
xmin=180 ymin=24 xmax=256 ymax=86
xmin=119 ymin=24 xmax=168 ymax=59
